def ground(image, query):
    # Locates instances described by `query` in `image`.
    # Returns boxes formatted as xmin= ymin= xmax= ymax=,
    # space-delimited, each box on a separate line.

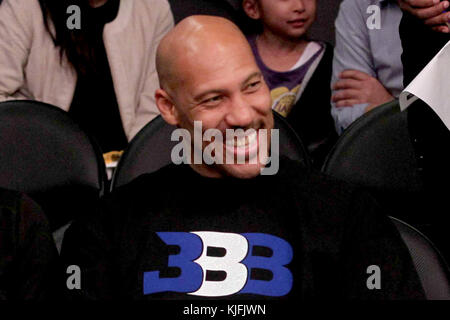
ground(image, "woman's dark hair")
xmin=38 ymin=0 xmax=99 ymax=76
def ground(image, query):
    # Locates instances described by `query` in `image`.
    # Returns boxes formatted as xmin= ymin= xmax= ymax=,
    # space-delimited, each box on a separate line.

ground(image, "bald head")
xmin=156 ymin=15 xmax=253 ymax=94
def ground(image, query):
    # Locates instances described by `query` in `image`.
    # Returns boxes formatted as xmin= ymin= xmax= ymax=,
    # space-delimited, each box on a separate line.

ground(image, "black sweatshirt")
xmin=61 ymin=157 xmax=424 ymax=300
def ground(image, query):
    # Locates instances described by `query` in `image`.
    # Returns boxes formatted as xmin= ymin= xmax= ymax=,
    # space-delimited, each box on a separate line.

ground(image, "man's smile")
xmin=224 ymin=130 xmax=259 ymax=160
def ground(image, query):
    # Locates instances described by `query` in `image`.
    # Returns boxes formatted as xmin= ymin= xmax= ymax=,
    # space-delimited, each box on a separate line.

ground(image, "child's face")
xmin=244 ymin=0 xmax=317 ymax=40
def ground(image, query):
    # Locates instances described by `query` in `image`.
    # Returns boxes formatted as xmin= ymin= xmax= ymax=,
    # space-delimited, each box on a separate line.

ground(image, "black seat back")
xmin=391 ymin=217 xmax=450 ymax=300
xmin=0 ymin=100 xmax=106 ymax=230
xmin=322 ymin=100 xmax=427 ymax=224
xmin=323 ymin=100 xmax=422 ymax=193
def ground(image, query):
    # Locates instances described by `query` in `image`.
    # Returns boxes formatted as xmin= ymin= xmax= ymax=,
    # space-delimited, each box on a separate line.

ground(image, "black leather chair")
xmin=322 ymin=100 xmax=428 ymax=225
xmin=322 ymin=100 xmax=450 ymax=298
xmin=0 ymin=100 xmax=107 ymax=231
xmin=390 ymin=216 xmax=450 ymax=300
xmin=111 ymin=111 xmax=311 ymax=190
xmin=323 ymin=100 xmax=422 ymax=193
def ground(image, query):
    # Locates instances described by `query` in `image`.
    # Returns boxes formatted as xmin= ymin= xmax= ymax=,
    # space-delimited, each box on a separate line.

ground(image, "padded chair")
xmin=322 ymin=100 xmax=450 ymax=295
xmin=111 ymin=111 xmax=311 ymax=190
xmin=321 ymin=100 xmax=429 ymax=224
xmin=390 ymin=216 xmax=450 ymax=300
xmin=0 ymin=100 xmax=107 ymax=232
xmin=323 ymin=100 xmax=422 ymax=193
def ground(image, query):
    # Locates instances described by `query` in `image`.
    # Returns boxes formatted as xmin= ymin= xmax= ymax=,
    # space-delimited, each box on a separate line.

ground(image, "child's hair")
xmin=38 ymin=0 xmax=108 ymax=76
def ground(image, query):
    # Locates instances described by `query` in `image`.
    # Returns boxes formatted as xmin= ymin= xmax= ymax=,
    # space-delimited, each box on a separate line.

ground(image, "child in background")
xmin=242 ymin=0 xmax=336 ymax=168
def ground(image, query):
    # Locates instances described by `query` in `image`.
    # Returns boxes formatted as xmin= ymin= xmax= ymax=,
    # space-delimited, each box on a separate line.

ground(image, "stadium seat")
xmin=321 ymin=100 xmax=450 ymax=271
xmin=390 ymin=216 xmax=450 ymax=300
xmin=322 ymin=100 xmax=428 ymax=222
xmin=0 ymin=100 xmax=107 ymax=232
xmin=323 ymin=100 xmax=422 ymax=193
xmin=111 ymin=110 xmax=311 ymax=190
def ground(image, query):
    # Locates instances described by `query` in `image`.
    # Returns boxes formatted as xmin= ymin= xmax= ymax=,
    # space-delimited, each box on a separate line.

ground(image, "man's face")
xmin=256 ymin=0 xmax=317 ymax=40
xmin=168 ymin=40 xmax=273 ymax=179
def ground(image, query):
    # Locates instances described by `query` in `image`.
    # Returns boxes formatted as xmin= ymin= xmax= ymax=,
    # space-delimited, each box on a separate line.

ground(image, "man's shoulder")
xmin=279 ymin=157 xmax=353 ymax=191
xmin=278 ymin=157 xmax=369 ymax=211
xmin=277 ymin=158 xmax=391 ymax=251
xmin=108 ymin=158 xmax=367 ymax=216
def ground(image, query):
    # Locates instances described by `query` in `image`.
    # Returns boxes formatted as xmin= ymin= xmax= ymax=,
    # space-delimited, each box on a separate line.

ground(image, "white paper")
xmin=399 ymin=39 xmax=450 ymax=130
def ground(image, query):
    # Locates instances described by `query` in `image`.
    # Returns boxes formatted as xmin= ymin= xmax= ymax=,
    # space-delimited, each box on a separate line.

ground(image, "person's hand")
xmin=398 ymin=0 xmax=450 ymax=33
xmin=332 ymin=70 xmax=394 ymax=112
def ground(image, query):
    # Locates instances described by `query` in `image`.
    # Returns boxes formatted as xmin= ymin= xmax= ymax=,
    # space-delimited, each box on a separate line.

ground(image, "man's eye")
xmin=203 ymin=96 xmax=222 ymax=104
xmin=246 ymin=81 xmax=261 ymax=91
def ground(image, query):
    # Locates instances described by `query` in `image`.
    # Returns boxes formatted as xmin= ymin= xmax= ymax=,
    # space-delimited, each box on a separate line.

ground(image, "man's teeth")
xmin=225 ymin=131 xmax=257 ymax=148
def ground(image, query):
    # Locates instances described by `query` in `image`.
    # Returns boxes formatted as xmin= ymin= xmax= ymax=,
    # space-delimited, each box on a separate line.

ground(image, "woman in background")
xmin=0 ymin=0 xmax=174 ymax=154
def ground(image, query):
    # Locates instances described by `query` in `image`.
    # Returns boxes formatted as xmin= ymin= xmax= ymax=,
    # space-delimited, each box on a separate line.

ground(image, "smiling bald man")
xmin=155 ymin=16 xmax=274 ymax=179
xmin=60 ymin=16 xmax=425 ymax=302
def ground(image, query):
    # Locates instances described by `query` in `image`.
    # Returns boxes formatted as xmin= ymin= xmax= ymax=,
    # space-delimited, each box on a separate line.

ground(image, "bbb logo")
xmin=143 ymin=232 xmax=293 ymax=297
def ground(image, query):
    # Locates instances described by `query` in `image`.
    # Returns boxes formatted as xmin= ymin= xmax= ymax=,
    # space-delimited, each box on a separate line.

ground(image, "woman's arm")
xmin=130 ymin=0 xmax=174 ymax=139
xmin=0 ymin=0 xmax=36 ymax=101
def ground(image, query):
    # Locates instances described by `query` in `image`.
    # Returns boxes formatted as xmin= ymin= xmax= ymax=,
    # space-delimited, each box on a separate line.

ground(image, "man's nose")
xmin=225 ymin=94 xmax=254 ymax=128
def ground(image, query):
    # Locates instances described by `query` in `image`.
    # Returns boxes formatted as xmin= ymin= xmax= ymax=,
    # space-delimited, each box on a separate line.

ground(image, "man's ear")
xmin=155 ymin=89 xmax=179 ymax=126
xmin=242 ymin=0 xmax=261 ymax=20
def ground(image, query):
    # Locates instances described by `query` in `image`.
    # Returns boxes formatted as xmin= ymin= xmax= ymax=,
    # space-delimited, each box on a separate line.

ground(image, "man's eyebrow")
xmin=242 ymin=72 xmax=263 ymax=86
xmin=193 ymin=89 xmax=225 ymax=102
xmin=193 ymin=72 xmax=263 ymax=102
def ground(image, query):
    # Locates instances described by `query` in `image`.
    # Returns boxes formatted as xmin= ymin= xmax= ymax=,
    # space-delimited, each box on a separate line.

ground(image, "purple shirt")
xmin=248 ymin=35 xmax=324 ymax=117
